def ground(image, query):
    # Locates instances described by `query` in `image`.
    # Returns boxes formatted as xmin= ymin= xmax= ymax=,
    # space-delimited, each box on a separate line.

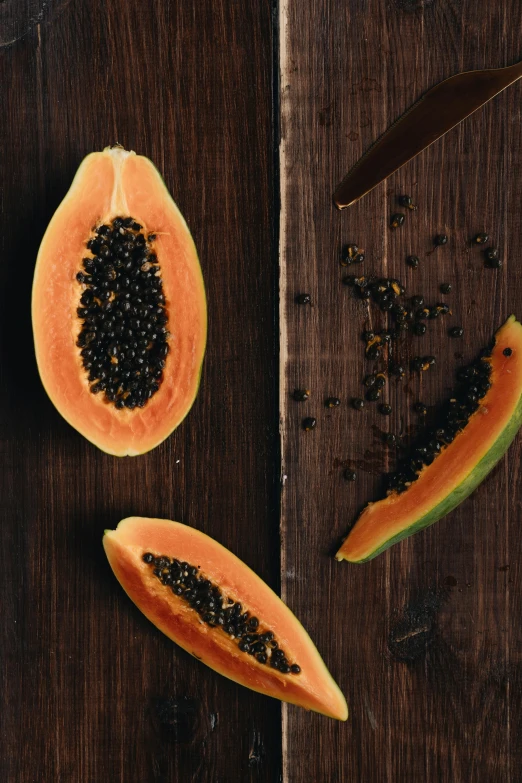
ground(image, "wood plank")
xmin=280 ymin=0 xmax=522 ymax=780
xmin=0 ymin=1 xmax=280 ymax=781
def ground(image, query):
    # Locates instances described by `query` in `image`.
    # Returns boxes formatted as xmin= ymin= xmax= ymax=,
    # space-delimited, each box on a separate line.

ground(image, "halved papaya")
xmin=104 ymin=517 xmax=348 ymax=720
xmin=32 ymin=147 xmax=206 ymax=456
xmin=337 ymin=316 xmax=522 ymax=563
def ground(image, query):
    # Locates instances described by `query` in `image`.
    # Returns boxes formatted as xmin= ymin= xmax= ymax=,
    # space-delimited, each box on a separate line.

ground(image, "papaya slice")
xmin=337 ymin=316 xmax=522 ymax=563
xmin=32 ymin=147 xmax=206 ymax=456
xmin=104 ymin=517 xmax=348 ymax=720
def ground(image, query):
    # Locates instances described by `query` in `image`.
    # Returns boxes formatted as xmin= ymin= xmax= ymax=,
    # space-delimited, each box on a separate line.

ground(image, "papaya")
xmin=337 ymin=315 xmax=522 ymax=563
xmin=32 ymin=146 xmax=206 ymax=456
xmin=104 ymin=517 xmax=348 ymax=720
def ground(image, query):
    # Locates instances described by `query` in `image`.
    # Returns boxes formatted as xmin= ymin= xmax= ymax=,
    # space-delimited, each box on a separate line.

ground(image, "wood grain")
xmin=0 ymin=1 xmax=280 ymax=781
xmin=280 ymin=0 xmax=522 ymax=780
xmin=3 ymin=0 xmax=522 ymax=780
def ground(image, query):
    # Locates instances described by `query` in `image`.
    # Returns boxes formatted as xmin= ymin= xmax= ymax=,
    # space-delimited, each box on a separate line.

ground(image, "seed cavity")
xmin=142 ymin=553 xmax=300 ymax=674
xmin=76 ymin=217 xmax=168 ymax=409
xmin=384 ymin=354 xmax=492 ymax=495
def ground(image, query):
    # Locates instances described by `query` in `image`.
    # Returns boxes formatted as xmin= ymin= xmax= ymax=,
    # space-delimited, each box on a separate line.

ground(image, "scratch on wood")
xmin=248 ymin=729 xmax=265 ymax=767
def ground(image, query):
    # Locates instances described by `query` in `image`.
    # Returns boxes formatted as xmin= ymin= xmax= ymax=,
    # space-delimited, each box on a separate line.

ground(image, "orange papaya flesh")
xmin=104 ymin=517 xmax=348 ymax=720
xmin=32 ymin=147 xmax=206 ymax=456
xmin=337 ymin=316 xmax=522 ymax=563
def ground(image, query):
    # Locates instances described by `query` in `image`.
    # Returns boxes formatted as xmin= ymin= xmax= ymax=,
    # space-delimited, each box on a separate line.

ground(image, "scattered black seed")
xmin=484 ymin=247 xmax=502 ymax=268
xmin=364 ymin=374 xmax=376 ymax=388
xmin=366 ymin=343 xmax=381 ymax=361
xmin=413 ymin=402 xmax=428 ymax=415
xmin=449 ymin=326 xmax=464 ymax=338
xmin=325 ymin=397 xmax=341 ymax=408
xmin=384 ymin=433 xmax=397 ymax=447
xmin=413 ymin=322 xmax=427 ymax=336
xmin=503 ymin=347 xmax=512 ymax=357
xmin=411 ymin=295 xmax=424 ymax=308
xmin=379 ymin=403 xmax=392 ymax=415
xmin=398 ymin=195 xmax=417 ymax=210
xmin=435 ymin=303 xmax=450 ymax=316
xmin=366 ymin=387 xmax=381 ymax=402
xmin=433 ymin=234 xmax=448 ymax=247
xmin=352 ymin=397 xmax=365 ymax=411
xmin=472 ymin=233 xmax=489 ymax=245
xmin=352 ymin=253 xmax=365 ymax=264
xmin=344 ymin=469 xmax=357 ymax=481
xmin=362 ymin=330 xmax=375 ymax=342
xmin=145 ymin=554 xmax=299 ymax=673
xmin=76 ymin=217 xmax=167 ymax=408
xmin=406 ymin=255 xmax=419 ymax=269
xmin=295 ymin=293 xmax=311 ymax=305
xmin=292 ymin=389 xmax=310 ymax=402
xmin=302 ymin=417 xmax=317 ymax=431
xmin=389 ymin=362 xmax=405 ymax=378
xmin=390 ymin=213 xmax=405 ymax=229
xmin=374 ymin=374 xmax=386 ymax=389
xmin=440 ymin=283 xmax=452 ymax=294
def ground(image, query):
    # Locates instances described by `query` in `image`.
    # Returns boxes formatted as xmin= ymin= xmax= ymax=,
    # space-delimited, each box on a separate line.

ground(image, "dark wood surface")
xmin=0 ymin=1 xmax=280 ymax=781
xmin=281 ymin=0 xmax=522 ymax=781
xmin=2 ymin=0 xmax=522 ymax=781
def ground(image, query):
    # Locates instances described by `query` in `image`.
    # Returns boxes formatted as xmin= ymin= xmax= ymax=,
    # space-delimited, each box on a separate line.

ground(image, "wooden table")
xmin=1 ymin=1 xmax=521 ymax=780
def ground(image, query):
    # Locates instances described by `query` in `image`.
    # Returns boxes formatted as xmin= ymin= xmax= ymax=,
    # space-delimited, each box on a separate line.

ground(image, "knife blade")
xmin=334 ymin=61 xmax=522 ymax=209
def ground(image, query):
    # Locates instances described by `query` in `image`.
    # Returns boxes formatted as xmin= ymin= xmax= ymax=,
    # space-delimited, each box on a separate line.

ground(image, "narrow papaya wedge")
xmin=104 ymin=517 xmax=348 ymax=720
xmin=337 ymin=316 xmax=522 ymax=563
xmin=32 ymin=147 xmax=206 ymax=456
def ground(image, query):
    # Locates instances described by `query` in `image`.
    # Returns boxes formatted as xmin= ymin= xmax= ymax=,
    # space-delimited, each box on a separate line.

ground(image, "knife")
xmin=334 ymin=60 xmax=522 ymax=209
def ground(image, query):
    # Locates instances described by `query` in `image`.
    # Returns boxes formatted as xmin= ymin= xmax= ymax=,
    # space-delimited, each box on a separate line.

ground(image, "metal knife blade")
xmin=334 ymin=61 xmax=522 ymax=209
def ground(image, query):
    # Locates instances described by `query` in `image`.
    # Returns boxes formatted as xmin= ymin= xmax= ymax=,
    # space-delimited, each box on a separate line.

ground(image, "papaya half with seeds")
xmin=337 ymin=316 xmax=522 ymax=563
xmin=104 ymin=517 xmax=348 ymax=720
xmin=32 ymin=147 xmax=206 ymax=456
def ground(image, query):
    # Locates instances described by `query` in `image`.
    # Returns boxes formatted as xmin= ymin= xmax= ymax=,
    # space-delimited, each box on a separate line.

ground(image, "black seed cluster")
xmin=384 ymin=352 xmax=492 ymax=494
xmin=344 ymin=276 xmax=450 ymax=343
xmin=142 ymin=553 xmax=301 ymax=674
xmin=76 ymin=217 xmax=168 ymax=409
